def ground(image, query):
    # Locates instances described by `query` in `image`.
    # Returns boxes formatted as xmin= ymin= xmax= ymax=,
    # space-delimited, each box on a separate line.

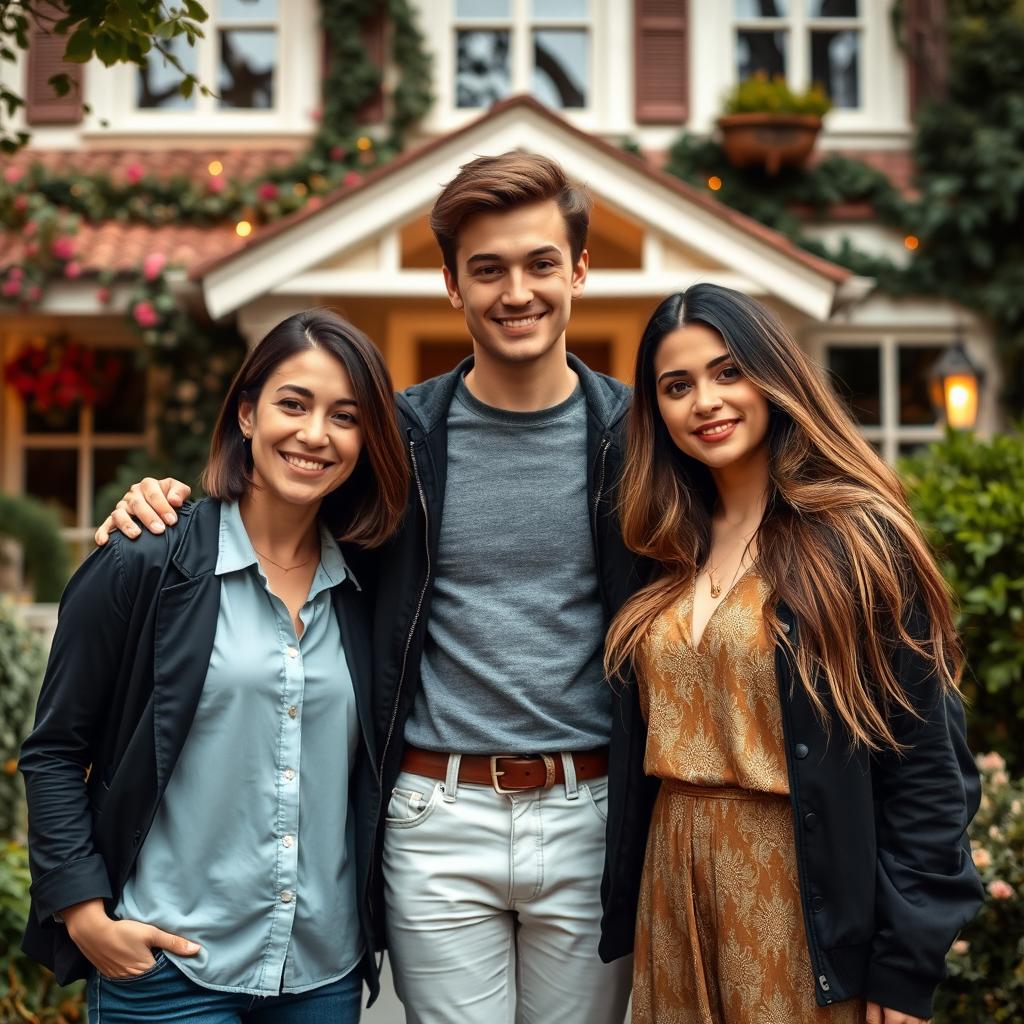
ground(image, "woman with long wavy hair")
xmin=605 ymin=284 xmax=983 ymax=1024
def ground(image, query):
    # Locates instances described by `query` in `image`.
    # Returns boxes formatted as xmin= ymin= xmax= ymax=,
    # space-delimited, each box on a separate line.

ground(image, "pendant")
xmin=710 ymin=581 xmax=721 ymax=598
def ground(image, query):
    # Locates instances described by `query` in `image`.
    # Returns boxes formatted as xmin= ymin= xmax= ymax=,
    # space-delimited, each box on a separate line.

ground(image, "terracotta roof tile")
xmin=2 ymin=147 xmax=303 ymax=185
xmin=0 ymin=222 xmax=245 ymax=275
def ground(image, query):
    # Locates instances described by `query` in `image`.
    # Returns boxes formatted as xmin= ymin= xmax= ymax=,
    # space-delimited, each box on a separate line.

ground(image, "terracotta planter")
xmin=716 ymin=113 xmax=823 ymax=175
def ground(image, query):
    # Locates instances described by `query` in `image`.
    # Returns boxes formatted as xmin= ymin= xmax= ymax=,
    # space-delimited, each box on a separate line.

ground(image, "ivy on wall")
xmin=0 ymin=0 xmax=434 ymax=503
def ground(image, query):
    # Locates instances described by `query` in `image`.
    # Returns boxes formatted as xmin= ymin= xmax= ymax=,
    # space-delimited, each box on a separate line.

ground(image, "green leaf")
xmin=63 ymin=26 xmax=96 ymax=63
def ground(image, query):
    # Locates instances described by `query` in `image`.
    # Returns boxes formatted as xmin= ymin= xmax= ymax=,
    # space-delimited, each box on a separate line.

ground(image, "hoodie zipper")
xmin=592 ymin=435 xmax=611 ymax=527
xmin=368 ymin=439 xmax=431 ymax=911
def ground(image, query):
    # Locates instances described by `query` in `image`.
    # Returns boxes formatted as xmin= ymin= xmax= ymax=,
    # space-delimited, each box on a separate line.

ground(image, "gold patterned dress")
xmin=631 ymin=570 xmax=863 ymax=1024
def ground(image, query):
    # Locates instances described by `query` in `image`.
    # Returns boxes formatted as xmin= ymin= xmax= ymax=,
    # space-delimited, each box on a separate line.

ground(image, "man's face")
xmin=443 ymin=199 xmax=588 ymax=366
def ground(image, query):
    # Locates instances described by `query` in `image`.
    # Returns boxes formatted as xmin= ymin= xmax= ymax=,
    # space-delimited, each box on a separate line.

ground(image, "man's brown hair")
xmin=429 ymin=152 xmax=591 ymax=279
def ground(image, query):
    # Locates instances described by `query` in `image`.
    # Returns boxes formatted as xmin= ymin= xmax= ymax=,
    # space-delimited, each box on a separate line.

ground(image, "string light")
xmin=708 ymin=176 xmax=723 ymax=191
xmin=904 ymin=235 xmax=919 ymax=250
xmin=292 ymin=182 xmax=308 ymax=197
xmin=235 ymin=220 xmax=252 ymax=237
xmin=356 ymin=136 xmax=373 ymax=151
xmin=208 ymin=160 xmax=224 ymax=176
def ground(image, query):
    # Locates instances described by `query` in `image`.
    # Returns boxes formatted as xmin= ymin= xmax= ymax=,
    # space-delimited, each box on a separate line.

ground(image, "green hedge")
xmin=901 ymin=428 xmax=1024 ymax=770
xmin=0 ymin=493 xmax=69 ymax=603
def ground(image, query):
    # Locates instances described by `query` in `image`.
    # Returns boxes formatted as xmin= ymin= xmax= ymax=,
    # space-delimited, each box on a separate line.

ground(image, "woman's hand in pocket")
xmin=62 ymin=898 xmax=200 ymax=979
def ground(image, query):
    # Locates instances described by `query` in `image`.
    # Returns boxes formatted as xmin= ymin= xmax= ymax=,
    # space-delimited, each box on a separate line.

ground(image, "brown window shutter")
xmin=904 ymin=0 xmax=948 ymax=116
xmin=25 ymin=3 xmax=83 ymax=125
xmin=358 ymin=9 xmax=387 ymax=125
xmin=635 ymin=0 xmax=689 ymax=124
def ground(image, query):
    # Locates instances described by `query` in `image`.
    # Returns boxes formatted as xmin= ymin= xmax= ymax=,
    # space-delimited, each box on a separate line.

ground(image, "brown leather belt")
xmin=401 ymin=745 xmax=610 ymax=794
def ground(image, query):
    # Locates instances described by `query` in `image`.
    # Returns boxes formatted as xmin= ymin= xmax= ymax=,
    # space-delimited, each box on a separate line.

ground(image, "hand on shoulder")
xmin=94 ymin=477 xmax=191 ymax=546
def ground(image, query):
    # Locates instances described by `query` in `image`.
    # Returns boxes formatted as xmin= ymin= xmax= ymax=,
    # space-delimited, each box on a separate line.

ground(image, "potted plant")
xmin=717 ymin=73 xmax=832 ymax=175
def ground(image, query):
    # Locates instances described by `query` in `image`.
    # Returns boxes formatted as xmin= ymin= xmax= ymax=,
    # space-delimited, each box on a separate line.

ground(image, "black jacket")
xmin=18 ymin=498 xmax=381 ymax=1000
xmin=773 ymin=601 xmax=983 ymax=1020
xmin=358 ymin=355 xmax=659 ymax=961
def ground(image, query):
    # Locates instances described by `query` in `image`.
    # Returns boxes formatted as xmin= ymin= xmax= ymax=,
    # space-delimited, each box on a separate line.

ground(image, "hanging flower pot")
xmin=717 ymin=74 xmax=831 ymax=175
xmin=716 ymin=112 xmax=824 ymax=175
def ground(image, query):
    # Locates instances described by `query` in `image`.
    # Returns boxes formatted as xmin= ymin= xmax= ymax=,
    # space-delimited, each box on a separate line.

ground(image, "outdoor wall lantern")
xmin=929 ymin=338 xmax=985 ymax=431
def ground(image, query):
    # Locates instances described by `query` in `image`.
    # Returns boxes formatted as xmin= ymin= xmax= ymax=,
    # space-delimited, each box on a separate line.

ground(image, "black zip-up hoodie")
xmin=354 ymin=354 xmax=659 ymax=975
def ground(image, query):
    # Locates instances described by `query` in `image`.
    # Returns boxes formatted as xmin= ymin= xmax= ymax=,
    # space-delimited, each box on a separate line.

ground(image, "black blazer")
xmin=18 ymin=498 xmax=380 ymax=1000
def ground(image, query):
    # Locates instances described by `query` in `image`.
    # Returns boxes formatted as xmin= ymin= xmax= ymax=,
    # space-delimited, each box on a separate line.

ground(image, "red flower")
xmin=2 ymin=277 xmax=22 ymax=298
xmin=343 ymin=171 xmax=362 ymax=188
xmin=132 ymin=301 xmax=159 ymax=328
xmin=208 ymin=175 xmax=226 ymax=194
xmin=257 ymin=182 xmax=279 ymax=201
xmin=51 ymin=236 xmax=76 ymax=261
xmin=96 ymin=286 xmax=112 ymax=305
xmin=24 ymin=221 xmax=38 ymax=238
xmin=9 ymin=266 xmax=23 ymax=282
xmin=142 ymin=252 xmax=167 ymax=280
xmin=3 ymin=165 xmax=24 ymax=185
xmin=13 ymin=195 xmax=28 ymax=213
xmin=27 ymin=285 xmax=42 ymax=303
xmin=63 ymin=260 xmax=82 ymax=279
xmin=329 ymin=146 xmax=346 ymax=162
xmin=125 ymin=163 xmax=144 ymax=185
xmin=24 ymin=241 xmax=39 ymax=257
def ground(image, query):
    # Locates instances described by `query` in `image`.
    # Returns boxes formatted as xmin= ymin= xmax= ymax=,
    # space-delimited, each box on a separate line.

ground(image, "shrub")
xmin=721 ymin=72 xmax=832 ymax=118
xmin=934 ymin=753 xmax=1023 ymax=1022
xmin=0 ymin=493 xmax=69 ymax=602
xmin=900 ymin=429 xmax=1024 ymax=769
xmin=0 ymin=841 xmax=84 ymax=1023
xmin=0 ymin=598 xmax=45 ymax=841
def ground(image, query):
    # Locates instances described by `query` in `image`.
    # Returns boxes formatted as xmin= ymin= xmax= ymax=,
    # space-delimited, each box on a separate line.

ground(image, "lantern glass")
xmin=944 ymin=374 xmax=978 ymax=430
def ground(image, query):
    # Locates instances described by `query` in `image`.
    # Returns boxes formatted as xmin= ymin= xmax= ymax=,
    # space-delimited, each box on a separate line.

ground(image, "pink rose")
xmin=142 ymin=252 xmax=167 ymax=281
xmin=208 ymin=174 xmax=226 ymax=194
xmin=988 ymin=880 xmax=1014 ymax=900
xmin=125 ymin=163 xmax=144 ymax=185
xmin=96 ymin=286 xmax=112 ymax=304
xmin=2 ymin=277 xmax=22 ymax=298
xmin=951 ymin=939 xmax=969 ymax=956
xmin=24 ymin=241 xmax=39 ymax=257
xmin=972 ymin=847 xmax=992 ymax=869
xmin=51 ymin=236 xmax=76 ymax=261
xmin=343 ymin=171 xmax=362 ymax=188
xmin=132 ymin=301 xmax=159 ymax=328
xmin=4 ymin=165 xmax=24 ymax=185
xmin=24 ymin=220 xmax=38 ymax=238
xmin=63 ymin=260 xmax=82 ymax=279
xmin=27 ymin=284 xmax=42 ymax=302
xmin=257 ymin=182 xmax=279 ymax=201
xmin=9 ymin=266 xmax=23 ymax=282
xmin=978 ymin=752 xmax=1006 ymax=773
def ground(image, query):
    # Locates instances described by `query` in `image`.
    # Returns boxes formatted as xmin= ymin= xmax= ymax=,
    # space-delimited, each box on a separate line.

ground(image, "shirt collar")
xmin=214 ymin=500 xmax=360 ymax=592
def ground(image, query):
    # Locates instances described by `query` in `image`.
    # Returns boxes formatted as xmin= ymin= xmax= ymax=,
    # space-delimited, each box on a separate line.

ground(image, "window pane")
xmin=898 ymin=346 xmax=943 ymax=426
xmin=93 ymin=352 xmax=146 ymax=434
xmin=93 ymin=448 xmax=140 ymax=496
xmin=808 ymin=0 xmax=857 ymax=15
xmin=219 ymin=0 xmax=277 ymax=19
xmin=25 ymin=449 xmax=78 ymax=528
xmin=898 ymin=442 xmax=929 ymax=459
xmin=456 ymin=30 xmax=511 ymax=108
xmin=25 ymin=402 xmax=79 ymax=435
xmin=456 ymin=0 xmax=510 ymax=16
xmin=735 ymin=0 xmax=788 ymax=16
xmin=531 ymin=0 xmax=588 ymax=17
xmin=533 ymin=30 xmax=587 ymax=108
xmin=811 ymin=29 xmax=859 ymax=107
xmin=737 ymin=30 xmax=787 ymax=81
xmin=219 ymin=29 xmax=276 ymax=109
xmin=827 ymin=345 xmax=881 ymax=426
xmin=137 ymin=35 xmax=198 ymax=110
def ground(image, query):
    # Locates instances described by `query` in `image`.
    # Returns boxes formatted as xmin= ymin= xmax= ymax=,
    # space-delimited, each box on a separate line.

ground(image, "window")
xmin=454 ymin=0 xmax=591 ymax=110
xmin=7 ymin=342 xmax=150 ymax=562
xmin=825 ymin=336 xmax=948 ymax=461
xmin=733 ymin=0 xmax=863 ymax=110
xmin=137 ymin=0 xmax=278 ymax=113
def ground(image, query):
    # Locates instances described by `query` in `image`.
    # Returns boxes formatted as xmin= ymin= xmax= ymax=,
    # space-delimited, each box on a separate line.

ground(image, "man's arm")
xmin=94 ymin=478 xmax=191 ymax=546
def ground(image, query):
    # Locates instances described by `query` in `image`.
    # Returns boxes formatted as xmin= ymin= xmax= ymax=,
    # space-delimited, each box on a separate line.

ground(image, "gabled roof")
xmin=197 ymin=95 xmax=851 ymax=322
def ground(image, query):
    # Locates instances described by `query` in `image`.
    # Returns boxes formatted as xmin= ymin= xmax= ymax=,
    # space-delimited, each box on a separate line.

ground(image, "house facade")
xmin=0 ymin=0 xmax=999 ymax=562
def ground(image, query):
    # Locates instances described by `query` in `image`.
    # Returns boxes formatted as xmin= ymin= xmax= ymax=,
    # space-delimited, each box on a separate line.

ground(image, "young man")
xmin=95 ymin=153 xmax=657 ymax=1023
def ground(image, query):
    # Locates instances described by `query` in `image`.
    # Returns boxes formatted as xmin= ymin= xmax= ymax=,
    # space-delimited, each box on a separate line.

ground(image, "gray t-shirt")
xmin=403 ymin=377 xmax=611 ymax=754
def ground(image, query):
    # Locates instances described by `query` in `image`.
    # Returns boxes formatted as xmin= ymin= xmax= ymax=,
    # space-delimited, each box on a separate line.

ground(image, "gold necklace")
xmin=252 ymin=545 xmax=317 ymax=573
xmin=707 ymin=555 xmax=748 ymax=600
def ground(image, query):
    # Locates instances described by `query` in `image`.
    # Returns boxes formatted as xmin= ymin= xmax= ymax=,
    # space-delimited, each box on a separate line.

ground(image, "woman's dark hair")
xmin=202 ymin=309 xmax=407 ymax=548
xmin=606 ymin=283 xmax=962 ymax=751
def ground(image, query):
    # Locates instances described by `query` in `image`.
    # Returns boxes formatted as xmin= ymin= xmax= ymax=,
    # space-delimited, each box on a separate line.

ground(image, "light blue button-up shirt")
xmin=117 ymin=500 xmax=362 ymax=995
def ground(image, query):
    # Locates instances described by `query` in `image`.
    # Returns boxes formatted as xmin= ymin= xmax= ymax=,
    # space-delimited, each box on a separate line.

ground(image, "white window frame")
xmin=1 ymin=334 xmax=153 ymax=560
xmin=82 ymin=1 xmax=318 ymax=137
xmin=421 ymin=0 xmax=606 ymax=133
xmin=688 ymin=0 xmax=910 ymax=142
xmin=814 ymin=332 xmax=952 ymax=462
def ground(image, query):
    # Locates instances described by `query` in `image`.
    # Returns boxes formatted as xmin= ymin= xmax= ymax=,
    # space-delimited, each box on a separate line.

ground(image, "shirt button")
xmin=812 ymin=896 xmax=825 ymax=913
xmin=280 ymin=890 xmax=293 ymax=903
xmin=288 ymin=705 xmax=298 ymax=719
xmin=286 ymin=646 xmax=299 ymax=659
xmin=794 ymin=743 xmax=809 ymax=760
xmin=804 ymin=812 xmax=819 ymax=831
xmin=283 ymin=768 xmax=295 ymax=781
xmin=282 ymin=834 xmax=295 ymax=848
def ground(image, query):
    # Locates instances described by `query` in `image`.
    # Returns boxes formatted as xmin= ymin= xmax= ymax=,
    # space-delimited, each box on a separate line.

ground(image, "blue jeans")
xmin=86 ymin=953 xmax=362 ymax=1023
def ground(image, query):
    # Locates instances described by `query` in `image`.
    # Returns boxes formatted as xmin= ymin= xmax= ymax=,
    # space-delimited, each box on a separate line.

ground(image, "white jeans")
xmin=382 ymin=755 xmax=632 ymax=1024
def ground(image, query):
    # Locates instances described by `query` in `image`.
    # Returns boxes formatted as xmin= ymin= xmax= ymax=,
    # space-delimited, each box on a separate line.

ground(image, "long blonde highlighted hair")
xmin=604 ymin=285 xmax=961 ymax=751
